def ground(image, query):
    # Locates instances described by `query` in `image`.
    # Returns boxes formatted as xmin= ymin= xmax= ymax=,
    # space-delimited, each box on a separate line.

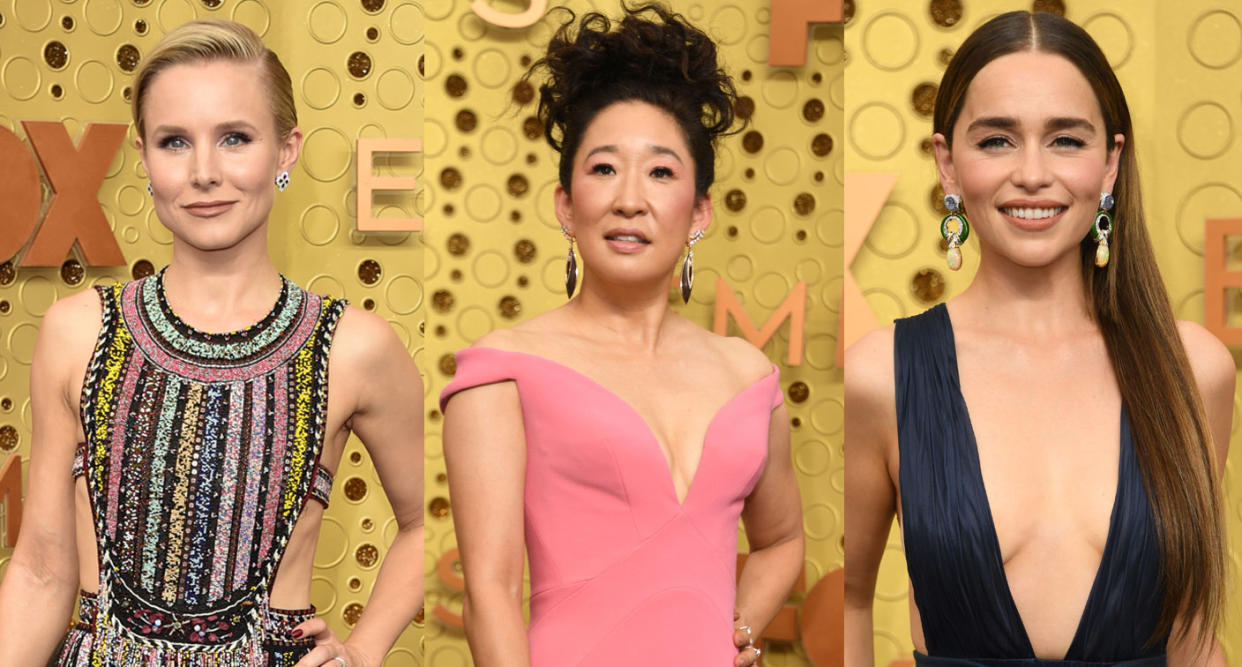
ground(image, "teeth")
xmin=610 ymin=234 xmax=645 ymax=243
xmin=1003 ymin=207 xmax=1064 ymax=220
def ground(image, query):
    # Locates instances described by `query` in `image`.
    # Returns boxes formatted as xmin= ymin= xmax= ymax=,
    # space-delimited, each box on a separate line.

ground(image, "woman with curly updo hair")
xmin=440 ymin=4 xmax=805 ymax=666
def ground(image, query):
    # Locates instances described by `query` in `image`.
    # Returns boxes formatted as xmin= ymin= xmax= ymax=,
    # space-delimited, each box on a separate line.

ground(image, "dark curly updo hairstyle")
xmin=523 ymin=2 xmax=741 ymax=198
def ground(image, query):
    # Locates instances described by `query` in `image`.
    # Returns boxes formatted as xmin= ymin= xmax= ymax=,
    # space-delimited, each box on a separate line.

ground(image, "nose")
xmin=189 ymin=146 xmax=221 ymax=189
xmin=613 ymin=169 xmax=647 ymax=218
xmin=1011 ymin=144 xmax=1053 ymax=191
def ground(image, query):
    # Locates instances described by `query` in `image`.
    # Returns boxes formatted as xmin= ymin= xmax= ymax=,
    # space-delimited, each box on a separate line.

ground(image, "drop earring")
xmin=941 ymin=193 xmax=970 ymax=271
xmin=275 ymin=170 xmax=290 ymax=192
xmin=1092 ymin=192 xmax=1115 ymax=268
xmin=147 ymin=182 xmax=153 ymax=196
xmin=562 ymin=226 xmax=578 ymax=299
xmin=680 ymin=229 xmax=705 ymax=304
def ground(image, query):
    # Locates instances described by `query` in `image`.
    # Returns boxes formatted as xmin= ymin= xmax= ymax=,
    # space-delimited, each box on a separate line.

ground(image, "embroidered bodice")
xmin=76 ymin=270 xmax=345 ymax=664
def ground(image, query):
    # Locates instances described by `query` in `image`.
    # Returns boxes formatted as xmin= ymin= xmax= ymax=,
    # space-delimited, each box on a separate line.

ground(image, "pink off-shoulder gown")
xmin=440 ymin=346 xmax=783 ymax=667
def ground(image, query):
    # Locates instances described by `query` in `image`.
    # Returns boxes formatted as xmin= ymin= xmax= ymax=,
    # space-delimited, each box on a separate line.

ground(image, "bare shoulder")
xmin=1175 ymin=320 xmax=1235 ymax=401
xmin=39 ymin=288 xmax=104 ymax=365
xmin=332 ymin=305 xmax=407 ymax=362
xmin=707 ymin=331 xmax=777 ymax=381
xmin=467 ymin=309 xmax=566 ymax=354
xmin=845 ymin=325 xmax=896 ymax=414
xmin=42 ymin=287 xmax=103 ymax=340
xmin=329 ymin=306 xmax=418 ymax=402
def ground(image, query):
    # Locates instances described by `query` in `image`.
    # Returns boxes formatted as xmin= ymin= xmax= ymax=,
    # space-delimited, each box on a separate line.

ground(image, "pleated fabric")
xmin=894 ymin=304 xmax=1165 ymax=665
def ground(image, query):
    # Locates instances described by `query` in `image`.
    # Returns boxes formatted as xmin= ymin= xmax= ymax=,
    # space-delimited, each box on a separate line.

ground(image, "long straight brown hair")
xmin=933 ymin=11 xmax=1226 ymax=647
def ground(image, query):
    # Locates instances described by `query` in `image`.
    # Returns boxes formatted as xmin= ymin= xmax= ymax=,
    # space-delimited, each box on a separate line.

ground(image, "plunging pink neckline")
xmin=471 ymin=346 xmax=779 ymax=506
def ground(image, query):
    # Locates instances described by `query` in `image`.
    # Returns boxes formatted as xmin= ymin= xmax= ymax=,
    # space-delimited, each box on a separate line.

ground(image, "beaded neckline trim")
xmin=135 ymin=267 xmax=305 ymax=364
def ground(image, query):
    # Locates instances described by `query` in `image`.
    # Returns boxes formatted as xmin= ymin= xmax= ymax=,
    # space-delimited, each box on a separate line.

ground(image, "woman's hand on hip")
xmin=733 ymin=611 xmax=763 ymax=667
xmin=291 ymin=617 xmax=379 ymax=667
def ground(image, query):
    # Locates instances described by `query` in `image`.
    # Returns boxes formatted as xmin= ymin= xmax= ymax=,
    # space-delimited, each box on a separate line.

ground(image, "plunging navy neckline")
xmin=893 ymin=303 xmax=1165 ymax=664
xmin=940 ymin=305 xmax=1125 ymax=660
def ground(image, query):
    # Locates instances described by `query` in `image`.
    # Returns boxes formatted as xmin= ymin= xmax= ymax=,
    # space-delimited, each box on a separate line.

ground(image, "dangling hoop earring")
xmin=275 ymin=170 xmax=291 ymax=192
xmin=562 ymin=226 xmax=578 ymax=299
xmin=941 ymin=193 xmax=970 ymax=271
xmin=680 ymin=229 xmax=705 ymax=304
xmin=1091 ymin=192 xmax=1115 ymax=268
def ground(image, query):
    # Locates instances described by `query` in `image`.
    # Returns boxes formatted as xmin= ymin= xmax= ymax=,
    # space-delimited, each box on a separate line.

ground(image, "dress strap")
xmin=72 ymin=442 xmax=87 ymax=479
xmin=438 ymin=347 xmax=521 ymax=412
xmin=893 ymin=304 xmax=1033 ymax=656
xmin=308 ymin=464 xmax=334 ymax=508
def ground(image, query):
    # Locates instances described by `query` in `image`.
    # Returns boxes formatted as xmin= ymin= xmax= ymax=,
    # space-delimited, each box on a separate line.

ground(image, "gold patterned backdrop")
xmin=0 ymin=0 xmax=425 ymax=663
xmin=420 ymin=1 xmax=841 ymax=665
xmin=846 ymin=0 xmax=1242 ymax=664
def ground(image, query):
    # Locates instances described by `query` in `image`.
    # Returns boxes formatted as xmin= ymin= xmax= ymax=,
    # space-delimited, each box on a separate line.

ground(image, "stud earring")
xmin=941 ymin=193 xmax=970 ymax=271
xmin=680 ymin=229 xmax=706 ymax=304
xmin=147 ymin=182 xmax=153 ymax=196
xmin=562 ymin=226 xmax=578 ymax=299
xmin=1091 ymin=192 xmax=1115 ymax=268
xmin=275 ymin=170 xmax=290 ymax=192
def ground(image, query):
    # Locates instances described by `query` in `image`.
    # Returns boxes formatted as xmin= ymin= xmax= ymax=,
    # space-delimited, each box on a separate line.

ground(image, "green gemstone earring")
xmin=1091 ymin=192 xmax=1115 ymax=268
xmin=941 ymin=193 xmax=970 ymax=271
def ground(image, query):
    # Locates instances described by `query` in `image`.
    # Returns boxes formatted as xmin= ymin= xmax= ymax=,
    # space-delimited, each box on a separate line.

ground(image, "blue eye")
xmin=160 ymin=136 xmax=188 ymax=150
xmin=222 ymin=133 xmax=251 ymax=147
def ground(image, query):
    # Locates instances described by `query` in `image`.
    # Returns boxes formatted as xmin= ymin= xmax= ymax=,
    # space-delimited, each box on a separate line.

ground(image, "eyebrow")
xmin=965 ymin=116 xmax=1097 ymax=134
xmin=149 ymin=120 xmax=261 ymax=135
xmin=584 ymin=144 xmax=684 ymax=163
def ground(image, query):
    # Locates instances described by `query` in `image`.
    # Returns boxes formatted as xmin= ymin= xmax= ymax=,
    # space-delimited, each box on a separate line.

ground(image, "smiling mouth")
xmin=604 ymin=233 xmax=650 ymax=244
xmin=1000 ymin=206 xmax=1067 ymax=220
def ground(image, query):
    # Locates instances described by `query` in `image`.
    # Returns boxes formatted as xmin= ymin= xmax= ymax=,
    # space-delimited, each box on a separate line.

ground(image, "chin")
xmin=996 ymin=242 xmax=1081 ymax=269
xmin=170 ymin=224 xmax=267 ymax=253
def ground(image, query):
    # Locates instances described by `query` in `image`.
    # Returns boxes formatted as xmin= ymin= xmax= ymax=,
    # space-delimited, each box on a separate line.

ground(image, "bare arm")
xmin=843 ymin=328 xmax=899 ymax=667
xmin=443 ymin=371 xmax=529 ymax=666
xmin=734 ymin=400 xmax=804 ymax=666
xmin=1167 ymin=322 xmax=1234 ymax=666
xmin=295 ymin=308 xmax=425 ymax=667
xmin=0 ymin=292 xmax=100 ymax=663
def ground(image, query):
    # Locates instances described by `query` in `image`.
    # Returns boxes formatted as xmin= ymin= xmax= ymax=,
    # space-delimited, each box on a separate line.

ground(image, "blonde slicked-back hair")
xmin=132 ymin=18 xmax=296 ymax=140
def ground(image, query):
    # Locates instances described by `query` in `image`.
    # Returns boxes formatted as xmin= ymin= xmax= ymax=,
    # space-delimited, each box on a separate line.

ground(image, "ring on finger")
xmin=752 ymin=646 xmax=762 ymax=660
xmin=332 ymin=658 xmax=347 ymax=667
xmin=738 ymin=624 xmax=753 ymax=646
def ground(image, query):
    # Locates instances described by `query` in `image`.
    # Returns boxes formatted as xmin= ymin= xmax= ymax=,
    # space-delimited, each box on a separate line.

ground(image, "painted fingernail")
xmin=291 ymin=629 xmax=303 ymax=638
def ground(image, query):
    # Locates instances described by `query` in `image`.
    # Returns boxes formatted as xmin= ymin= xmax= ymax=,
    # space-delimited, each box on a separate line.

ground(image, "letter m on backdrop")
xmin=713 ymin=278 xmax=806 ymax=366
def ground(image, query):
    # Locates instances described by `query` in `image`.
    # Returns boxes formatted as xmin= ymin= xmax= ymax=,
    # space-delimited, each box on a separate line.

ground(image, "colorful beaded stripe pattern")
xmin=71 ymin=271 xmax=345 ymax=664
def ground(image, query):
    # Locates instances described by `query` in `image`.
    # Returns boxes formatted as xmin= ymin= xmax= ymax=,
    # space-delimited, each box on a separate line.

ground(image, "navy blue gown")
xmin=894 ymin=304 xmax=1166 ymax=666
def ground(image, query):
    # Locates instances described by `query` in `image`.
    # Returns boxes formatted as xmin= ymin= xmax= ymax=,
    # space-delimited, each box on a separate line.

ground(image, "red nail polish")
xmin=291 ymin=629 xmax=303 ymax=638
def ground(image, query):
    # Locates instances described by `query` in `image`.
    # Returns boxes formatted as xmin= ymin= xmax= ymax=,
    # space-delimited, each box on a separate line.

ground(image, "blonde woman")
xmin=0 ymin=20 xmax=423 ymax=667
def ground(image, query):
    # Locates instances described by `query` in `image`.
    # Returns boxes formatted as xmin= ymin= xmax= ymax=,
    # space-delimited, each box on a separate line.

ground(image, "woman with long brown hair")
xmin=845 ymin=10 xmax=1231 ymax=666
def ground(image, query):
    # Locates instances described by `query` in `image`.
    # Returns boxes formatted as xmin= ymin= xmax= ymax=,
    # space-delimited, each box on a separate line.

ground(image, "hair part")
xmin=934 ymin=10 xmax=1226 ymax=649
xmin=132 ymin=18 xmax=297 ymax=141
xmin=523 ymin=2 xmax=741 ymax=198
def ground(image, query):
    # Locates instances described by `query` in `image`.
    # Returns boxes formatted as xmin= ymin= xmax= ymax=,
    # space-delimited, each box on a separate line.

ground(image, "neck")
xmin=952 ymin=243 xmax=1094 ymax=335
xmin=566 ymin=272 xmax=680 ymax=353
xmin=162 ymin=235 xmax=283 ymax=330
